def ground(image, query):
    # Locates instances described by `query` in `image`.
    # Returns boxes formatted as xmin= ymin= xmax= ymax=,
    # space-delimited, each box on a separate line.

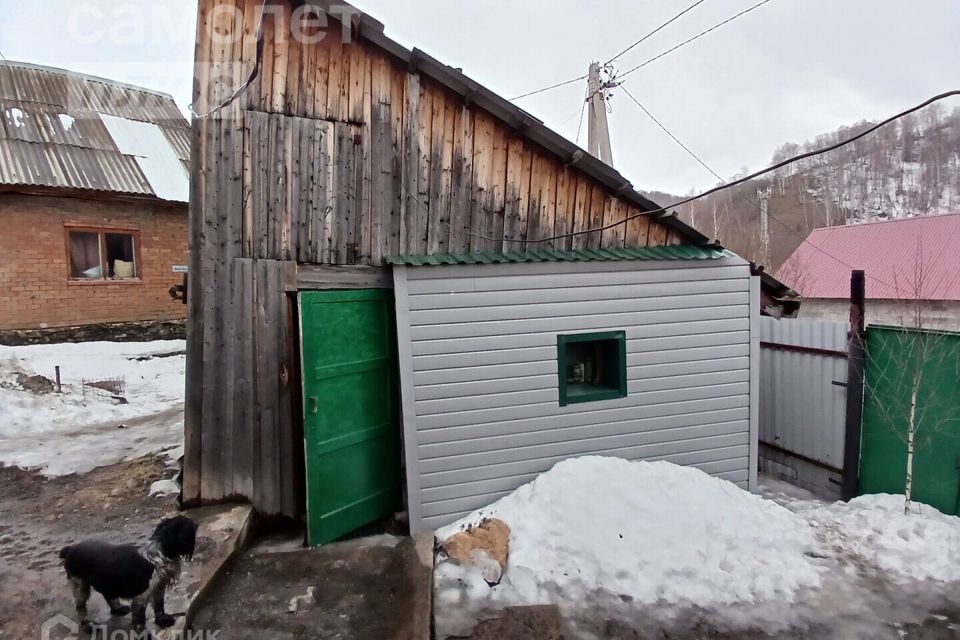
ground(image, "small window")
xmin=67 ymin=228 xmax=139 ymax=280
xmin=557 ymin=331 xmax=627 ymax=407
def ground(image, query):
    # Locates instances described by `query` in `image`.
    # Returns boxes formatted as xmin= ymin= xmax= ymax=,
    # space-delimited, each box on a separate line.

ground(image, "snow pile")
xmin=804 ymin=494 xmax=960 ymax=583
xmin=0 ymin=340 xmax=186 ymax=475
xmin=435 ymin=457 xmax=822 ymax=613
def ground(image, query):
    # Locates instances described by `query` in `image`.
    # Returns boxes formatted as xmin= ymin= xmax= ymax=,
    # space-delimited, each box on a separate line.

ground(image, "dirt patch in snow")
xmin=0 ymin=455 xmax=178 ymax=639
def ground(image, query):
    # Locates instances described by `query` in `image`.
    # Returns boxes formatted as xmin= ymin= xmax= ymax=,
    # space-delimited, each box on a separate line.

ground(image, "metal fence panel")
xmin=759 ymin=317 xmax=848 ymax=471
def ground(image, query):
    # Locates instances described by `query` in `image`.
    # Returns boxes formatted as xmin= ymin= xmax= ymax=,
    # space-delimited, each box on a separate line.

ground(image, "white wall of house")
xmin=393 ymin=256 xmax=759 ymax=532
xmin=799 ymin=298 xmax=960 ymax=332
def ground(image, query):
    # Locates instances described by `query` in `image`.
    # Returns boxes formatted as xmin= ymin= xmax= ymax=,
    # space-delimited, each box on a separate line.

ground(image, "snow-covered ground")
xmin=0 ymin=340 xmax=186 ymax=475
xmin=434 ymin=457 xmax=960 ymax=638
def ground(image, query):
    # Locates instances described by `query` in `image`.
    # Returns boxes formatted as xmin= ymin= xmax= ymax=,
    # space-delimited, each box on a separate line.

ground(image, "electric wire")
xmin=616 ymin=0 xmax=776 ymax=82
xmin=413 ymin=90 xmax=960 ymax=247
xmin=603 ymin=0 xmax=710 ymax=65
xmin=617 ymin=84 xmax=904 ymax=289
xmin=512 ymin=0 xmax=774 ymax=102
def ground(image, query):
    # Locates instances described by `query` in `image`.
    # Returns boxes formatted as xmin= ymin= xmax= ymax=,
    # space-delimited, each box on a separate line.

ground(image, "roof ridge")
xmin=809 ymin=212 xmax=960 ymax=234
xmin=0 ymin=60 xmax=178 ymax=102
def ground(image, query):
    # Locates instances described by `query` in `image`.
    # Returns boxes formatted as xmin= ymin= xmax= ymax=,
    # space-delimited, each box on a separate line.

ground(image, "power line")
xmin=617 ymin=0 xmax=775 ymax=81
xmin=510 ymin=75 xmax=588 ymax=102
xmin=620 ymin=85 xmax=723 ymax=182
xmin=441 ymin=89 xmax=960 ymax=246
xmin=604 ymin=0 xmax=710 ymax=65
xmin=512 ymin=0 xmax=773 ymax=102
xmin=617 ymin=84 xmax=903 ymax=289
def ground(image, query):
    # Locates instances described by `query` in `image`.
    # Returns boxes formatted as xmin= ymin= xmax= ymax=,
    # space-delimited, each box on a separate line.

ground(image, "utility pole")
xmin=757 ymin=186 xmax=772 ymax=266
xmin=587 ymin=62 xmax=614 ymax=167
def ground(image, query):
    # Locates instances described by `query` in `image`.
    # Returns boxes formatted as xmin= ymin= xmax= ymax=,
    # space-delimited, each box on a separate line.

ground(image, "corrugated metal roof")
xmin=0 ymin=60 xmax=189 ymax=202
xmin=777 ymin=213 xmax=960 ymax=301
xmin=385 ymin=245 xmax=733 ymax=266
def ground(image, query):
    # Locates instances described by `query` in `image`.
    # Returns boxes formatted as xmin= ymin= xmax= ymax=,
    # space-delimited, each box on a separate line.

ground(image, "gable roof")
xmin=777 ymin=214 xmax=960 ymax=301
xmin=0 ymin=60 xmax=189 ymax=202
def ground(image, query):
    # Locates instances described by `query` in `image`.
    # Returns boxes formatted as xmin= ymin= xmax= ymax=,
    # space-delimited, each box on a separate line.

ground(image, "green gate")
xmin=860 ymin=325 xmax=960 ymax=514
xmin=299 ymin=289 xmax=401 ymax=545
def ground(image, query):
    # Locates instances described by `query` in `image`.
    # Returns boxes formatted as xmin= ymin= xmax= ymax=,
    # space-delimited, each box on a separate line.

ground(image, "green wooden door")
xmin=300 ymin=289 xmax=401 ymax=545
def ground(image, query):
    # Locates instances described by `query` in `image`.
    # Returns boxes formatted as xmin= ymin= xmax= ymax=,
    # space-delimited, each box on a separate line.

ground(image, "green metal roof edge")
xmin=383 ymin=245 xmax=735 ymax=266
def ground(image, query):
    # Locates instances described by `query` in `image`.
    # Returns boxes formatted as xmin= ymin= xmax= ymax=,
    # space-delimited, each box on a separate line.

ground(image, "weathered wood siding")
xmin=393 ymin=258 xmax=757 ymax=531
xmin=186 ymin=0 xmax=686 ymax=514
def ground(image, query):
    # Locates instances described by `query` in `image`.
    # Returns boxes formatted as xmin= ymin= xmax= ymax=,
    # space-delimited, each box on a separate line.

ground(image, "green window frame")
xmin=557 ymin=330 xmax=628 ymax=407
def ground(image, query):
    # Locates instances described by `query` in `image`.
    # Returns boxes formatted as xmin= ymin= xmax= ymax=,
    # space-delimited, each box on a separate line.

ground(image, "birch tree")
xmin=864 ymin=249 xmax=960 ymax=514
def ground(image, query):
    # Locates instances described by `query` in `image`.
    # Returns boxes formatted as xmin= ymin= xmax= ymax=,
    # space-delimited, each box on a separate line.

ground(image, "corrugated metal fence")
xmin=758 ymin=317 xmax=848 ymax=497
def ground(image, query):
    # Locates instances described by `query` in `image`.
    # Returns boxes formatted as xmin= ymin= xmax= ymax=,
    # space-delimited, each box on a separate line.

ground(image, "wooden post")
xmin=842 ymin=270 xmax=866 ymax=501
xmin=54 ymin=366 xmax=62 ymax=394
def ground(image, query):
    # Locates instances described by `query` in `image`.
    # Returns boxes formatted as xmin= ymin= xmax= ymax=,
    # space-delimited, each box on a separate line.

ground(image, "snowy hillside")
xmin=663 ymin=104 xmax=960 ymax=269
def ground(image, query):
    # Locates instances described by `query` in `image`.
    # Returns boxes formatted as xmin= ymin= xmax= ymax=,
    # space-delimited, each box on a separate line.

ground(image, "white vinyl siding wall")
xmin=393 ymin=257 xmax=757 ymax=532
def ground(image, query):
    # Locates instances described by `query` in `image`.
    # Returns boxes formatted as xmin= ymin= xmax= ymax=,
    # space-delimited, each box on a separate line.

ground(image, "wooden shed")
xmin=186 ymin=0 xmax=760 ymax=542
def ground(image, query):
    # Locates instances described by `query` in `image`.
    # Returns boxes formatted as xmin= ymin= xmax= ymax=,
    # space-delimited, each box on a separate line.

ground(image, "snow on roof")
xmin=0 ymin=60 xmax=189 ymax=203
xmin=777 ymin=214 xmax=960 ymax=301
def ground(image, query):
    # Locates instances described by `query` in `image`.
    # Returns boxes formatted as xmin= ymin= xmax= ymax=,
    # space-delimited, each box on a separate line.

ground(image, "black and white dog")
xmin=60 ymin=516 xmax=197 ymax=633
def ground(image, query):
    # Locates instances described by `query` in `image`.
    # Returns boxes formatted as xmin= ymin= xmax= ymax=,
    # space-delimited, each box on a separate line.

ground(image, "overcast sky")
xmin=1 ymin=0 xmax=957 ymax=195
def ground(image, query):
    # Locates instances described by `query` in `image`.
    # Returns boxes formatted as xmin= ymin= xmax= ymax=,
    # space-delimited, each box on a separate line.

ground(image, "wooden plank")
xmin=254 ymin=260 xmax=274 ymax=513
xmin=318 ymin=120 xmax=335 ymax=263
xmin=448 ymin=106 xmax=472 ymax=252
xmin=586 ymin=184 xmax=605 ymax=249
xmin=648 ymin=216 xmax=669 ymax=246
xmin=297 ymin=12 xmax=317 ymax=117
xmin=254 ymin=112 xmax=270 ymax=258
xmin=239 ymin=0 xmax=261 ymax=110
xmin=277 ymin=265 xmax=296 ymax=516
xmin=357 ymin=50 xmax=375 ymax=264
xmin=270 ymin=2 xmax=289 ymax=113
xmin=388 ymin=67 xmax=405 ymax=258
xmin=425 ymin=86 xmax=443 ymax=253
xmin=284 ymin=6 xmax=302 ymax=115
xmin=257 ymin=1 xmax=275 ymax=113
xmin=401 ymin=73 xmax=422 ymax=254
xmin=570 ymin=174 xmax=589 ymax=250
xmin=325 ymin=32 xmax=343 ymax=121
xmin=348 ymin=42 xmax=366 ymax=123
xmin=469 ymin=110 xmax=494 ymax=251
xmin=502 ymin=136 xmax=523 ymax=247
xmin=241 ymin=110 xmax=256 ymax=257
xmin=293 ymin=117 xmax=310 ymax=262
xmin=369 ymin=55 xmax=391 ymax=263
xmin=516 ymin=142 xmax=534 ymax=244
xmin=233 ymin=258 xmax=255 ymax=498
xmin=490 ymin=125 xmax=508 ymax=251
xmin=183 ymin=0 xmax=214 ymax=506
xmin=297 ymin=264 xmax=393 ymax=289
xmin=526 ymin=152 xmax=548 ymax=244
xmin=435 ymin=99 xmax=455 ymax=253
xmin=304 ymin=120 xmax=322 ymax=262
xmin=313 ymin=33 xmax=330 ymax=118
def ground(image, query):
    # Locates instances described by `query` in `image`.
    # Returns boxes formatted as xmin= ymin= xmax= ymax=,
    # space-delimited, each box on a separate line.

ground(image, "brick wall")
xmin=0 ymin=193 xmax=189 ymax=330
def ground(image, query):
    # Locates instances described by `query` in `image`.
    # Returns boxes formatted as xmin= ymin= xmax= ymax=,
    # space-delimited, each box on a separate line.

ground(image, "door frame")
xmin=294 ymin=263 xmax=397 ymax=540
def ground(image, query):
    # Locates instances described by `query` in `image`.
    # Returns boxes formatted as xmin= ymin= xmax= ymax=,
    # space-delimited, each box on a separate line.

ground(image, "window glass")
xmin=68 ymin=232 xmax=101 ymax=278
xmin=105 ymin=233 xmax=137 ymax=278
xmin=557 ymin=331 xmax=627 ymax=406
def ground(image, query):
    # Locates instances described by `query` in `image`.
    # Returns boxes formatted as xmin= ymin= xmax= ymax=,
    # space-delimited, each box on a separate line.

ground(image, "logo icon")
xmin=40 ymin=613 xmax=79 ymax=640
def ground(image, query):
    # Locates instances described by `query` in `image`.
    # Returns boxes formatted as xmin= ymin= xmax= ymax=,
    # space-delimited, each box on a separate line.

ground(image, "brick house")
xmin=0 ymin=61 xmax=190 ymax=331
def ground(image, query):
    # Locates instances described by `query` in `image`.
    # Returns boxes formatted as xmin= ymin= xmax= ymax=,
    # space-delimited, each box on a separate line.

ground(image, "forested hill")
xmin=644 ymin=104 xmax=960 ymax=271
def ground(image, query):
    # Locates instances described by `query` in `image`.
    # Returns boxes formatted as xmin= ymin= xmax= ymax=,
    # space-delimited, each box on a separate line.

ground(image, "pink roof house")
xmin=777 ymin=214 xmax=960 ymax=330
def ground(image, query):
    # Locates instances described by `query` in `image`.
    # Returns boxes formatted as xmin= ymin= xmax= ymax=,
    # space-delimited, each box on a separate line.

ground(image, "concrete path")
xmin=191 ymin=532 xmax=433 ymax=640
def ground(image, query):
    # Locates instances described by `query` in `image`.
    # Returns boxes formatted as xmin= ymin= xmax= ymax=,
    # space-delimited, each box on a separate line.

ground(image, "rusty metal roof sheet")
xmin=777 ymin=214 xmax=960 ymax=301
xmin=0 ymin=60 xmax=189 ymax=201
